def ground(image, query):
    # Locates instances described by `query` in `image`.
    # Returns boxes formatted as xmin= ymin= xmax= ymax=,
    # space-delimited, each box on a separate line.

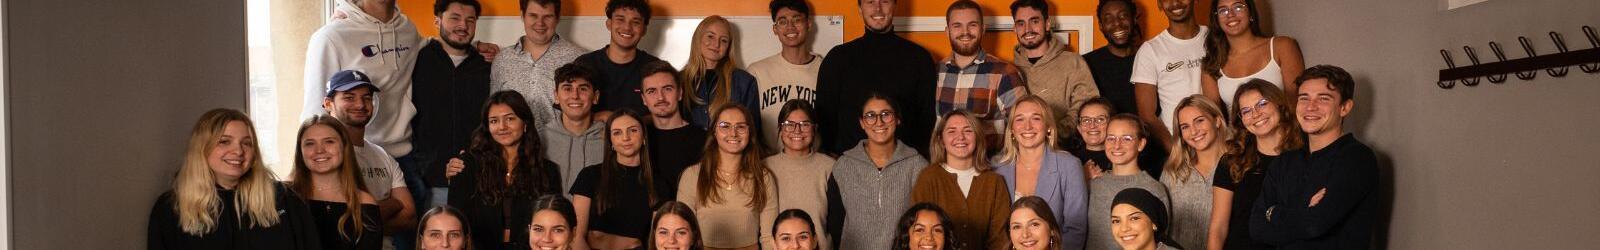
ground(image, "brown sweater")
xmin=911 ymin=165 xmax=1013 ymax=250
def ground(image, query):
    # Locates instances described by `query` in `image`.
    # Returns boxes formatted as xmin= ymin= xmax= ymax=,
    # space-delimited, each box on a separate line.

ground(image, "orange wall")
xmin=399 ymin=0 xmax=1207 ymax=62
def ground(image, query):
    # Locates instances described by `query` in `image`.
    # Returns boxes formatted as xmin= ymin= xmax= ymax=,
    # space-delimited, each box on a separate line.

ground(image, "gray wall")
xmin=1271 ymin=0 xmax=1600 ymax=248
xmin=5 ymin=0 xmax=246 ymax=248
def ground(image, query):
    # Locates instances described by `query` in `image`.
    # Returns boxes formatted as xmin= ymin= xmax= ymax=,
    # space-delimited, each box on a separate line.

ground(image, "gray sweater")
xmin=538 ymin=119 xmax=605 ymax=196
xmin=1160 ymin=166 xmax=1213 ymax=250
xmin=829 ymin=140 xmax=927 ymax=250
xmin=1088 ymin=171 xmax=1170 ymax=250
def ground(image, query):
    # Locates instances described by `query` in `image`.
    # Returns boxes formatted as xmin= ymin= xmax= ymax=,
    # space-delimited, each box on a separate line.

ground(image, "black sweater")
xmin=147 ymin=183 xmax=322 ymax=250
xmin=574 ymin=46 xmax=664 ymax=116
xmin=1250 ymin=134 xmax=1379 ymax=249
xmin=412 ymin=39 xmax=491 ymax=187
xmin=447 ymin=154 xmax=563 ymax=250
xmin=814 ymin=29 xmax=938 ymax=157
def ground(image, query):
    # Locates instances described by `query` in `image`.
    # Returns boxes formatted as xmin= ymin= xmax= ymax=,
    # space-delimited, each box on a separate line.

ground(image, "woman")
xmin=1008 ymin=196 xmax=1060 ymax=250
xmin=1110 ymin=188 xmax=1183 ymax=250
xmin=448 ymin=91 xmax=564 ymax=250
xmin=1065 ymin=98 xmax=1168 ymax=180
xmin=682 ymin=15 xmax=760 ymax=129
xmin=418 ymin=206 xmax=474 ymax=250
xmin=528 ymin=195 xmax=580 ymax=250
xmin=1161 ymin=95 xmax=1234 ymax=249
xmin=911 ymin=110 xmax=1012 ymax=250
xmin=650 ymin=201 xmax=705 ymax=250
xmin=1206 ymin=80 xmax=1302 ymax=250
xmin=291 ymin=115 xmax=383 ymax=250
xmin=148 ymin=108 xmax=319 ymax=249
xmin=828 ymin=93 xmax=929 ymax=250
xmin=1200 ymin=0 xmax=1305 ymax=107
xmin=678 ymin=104 xmax=778 ymax=250
xmin=772 ymin=209 xmax=820 ymax=250
xmin=764 ymin=100 xmax=835 ymax=250
xmin=571 ymin=110 xmax=660 ymax=249
xmin=993 ymin=95 xmax=1087 ymax=249
xmin=1088 ymin=114 xmax=1170 ymax=250
xmin=890 ymin=203 xmax=956 ymax=250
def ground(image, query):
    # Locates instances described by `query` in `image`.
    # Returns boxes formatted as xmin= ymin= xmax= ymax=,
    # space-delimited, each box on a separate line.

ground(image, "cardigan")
xmin=911 ymin=165 xmax=1012 ymax=250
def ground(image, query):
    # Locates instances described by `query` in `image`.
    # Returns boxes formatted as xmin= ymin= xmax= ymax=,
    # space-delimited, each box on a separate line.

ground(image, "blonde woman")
xmin=682 ymin=15 xmax=760 ymax=129
xmin=291 ymin=115 xmax=383 ymax=250
xmin=993 ymin=95 xmax=1088 ymax=249
xmin=1160 ymin=95 xmax=1236 ymax=249
xmin=911 ymin=110 xmax=1012 ymax=250
xmin=147 ymin=108 xmax=320 ymax=249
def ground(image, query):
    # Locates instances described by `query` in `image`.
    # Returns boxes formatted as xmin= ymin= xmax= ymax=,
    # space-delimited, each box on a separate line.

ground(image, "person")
xmin=148 ymin=109 xmax=319 ymax=249
xmin=1009 ymin=0 xmax=1100 ymax=138
xmin=1007 ymin=196 xmax=1061 ymax=250
xmin=575 ymin=0 xmax=664 ymax=115
xmin=772 ymin=209 xmax=821 ymax=250
xmin=539 ymin=64 xmax=607 ymax=195
xmin=291 ymin=115 xmax=384 ymax=250
xmin=825 ymin=93 xmax=928 ymax=249
xmin=1207 ymin=80 xmax=1301 ymax=250
xmin=1088 ymin=114 xmax=1171 ymax=250
xmin=678 ymin=104 xmax=779 ymax=249
xmin=639 ymin=61 xmax=707 ymax=201
xmin=1199 ymin=0 xmax=1305 ymax=107
xmin=527 ymin=195 xmax=579 ymax=250
xmin=1083 ymin=0 xmax=1144 ymax=116
xmin=937 ymin=0 xmax=1029 ymax=147
xmin=1110 ymin=188 xmax=1184 ymax=250
xmin=815 ymin=0 xmax=937 ymax=156
xmin=414 ymin=0 xmax=491 ymax=218
xmin=417 ymin=206 xmax=474 ymax=250
xmin=322 ymin=70 xmax=417 ymax=243
xmin=649 ymin=201 xmax=705 ymax=250
xmin=751 ymin=0 xmax=823 ymax=151
xmin=1064 ymin=98 xmax=1167 ymax=180
xmin=993 ymin=95 xmax=1088 ymax=249
xmin=571 ymin=111 xmax=660 ymax=249
xmin=492 ymin=0 xmax=587 ymax=125
xmin=911 ymin=110 xmax=1012 ymax=250
xmin=890 ymin=203 xmax=956 ymax=250
xmin=1250 ymin=65 xmax=1379 ymax=249
xmin=1160 ymin=95 xmax=1235 ymax=249
xmin=446 ymin=91 xmax=564 ymax=250
xmin=1132 ymin=0 xmax=1209 ymax=149
xmin=682 ymin=15 xmax=761 ymax=130
xmin=763 ymin=100 xmax=835 ymax=250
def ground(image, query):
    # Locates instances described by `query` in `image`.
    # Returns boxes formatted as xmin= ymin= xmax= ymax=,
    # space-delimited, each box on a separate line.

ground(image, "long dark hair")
xmin=891 ymin=203 xmax=957 ymax=250
xmin=1220 ymin=80 xmax=1303 ymax=183
xmin=694 ymin=104 xmax=772 ymax=211
xmin=416 ymin=206 xmax=475 ymax=250
xmin=649 ymin=201 xmax=704 ymax=250
xmin=595 ymin=110 xmax=657 ymax=213
xmin=1202 ymin=0 xmax=1267 ymax=78
xmin=469 ymin=91 xmax=555 ymax=205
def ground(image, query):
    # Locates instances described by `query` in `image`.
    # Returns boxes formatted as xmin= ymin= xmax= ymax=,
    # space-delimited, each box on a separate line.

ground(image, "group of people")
xmin=146 ymin=0 xmax=1381 ymax=249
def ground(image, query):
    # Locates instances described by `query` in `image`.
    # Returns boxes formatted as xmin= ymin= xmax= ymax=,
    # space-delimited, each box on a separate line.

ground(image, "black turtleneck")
xmin=814 ymin=29 xmax=938 ymax=157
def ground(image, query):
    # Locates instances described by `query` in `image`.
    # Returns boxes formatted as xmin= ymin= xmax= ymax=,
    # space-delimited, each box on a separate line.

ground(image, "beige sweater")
xmin=678 ymin=164 xmax=779 ymax=249
xmin=1013 ymin=38 xmax=1101 ymax=132
xmin=765 ymin=153 xmax=835 ymax=250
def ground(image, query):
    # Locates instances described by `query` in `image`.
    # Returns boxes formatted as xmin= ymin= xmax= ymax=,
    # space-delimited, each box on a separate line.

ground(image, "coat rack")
xmin=1437 ymin=26 xmax=1600 ymax=89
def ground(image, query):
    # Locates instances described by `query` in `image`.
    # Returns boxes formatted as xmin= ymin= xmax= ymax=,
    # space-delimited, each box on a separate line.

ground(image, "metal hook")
xmin=1462 ymin=46 xmax=1482 ymax=86
xmin=1515 ymin=36 xmax=1539 ymax=80
xmin=1438 ymin=49 xmax=1456 ymax=89
xmin=1487 ymin=42 xmax=1509 ymax=83
xmin=1581 ymin=26 xmax=1599 ymax=73
xmin=1548 ymin=32 xmax=1570 ymax=77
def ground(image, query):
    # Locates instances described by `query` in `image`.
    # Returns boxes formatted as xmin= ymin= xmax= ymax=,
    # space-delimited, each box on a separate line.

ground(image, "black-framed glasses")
xmin=860 ymin=111 xmax=897 ymax=124
xmin=780 ymin=120 xmax=814 ymax=132
xmin=1217 ymin=3 xmax=1248 ymax=17
xmin=1239 ymin=98 xmax=1271 ymax=117
xmin=715 ymin=121 xmax=750 ymax=134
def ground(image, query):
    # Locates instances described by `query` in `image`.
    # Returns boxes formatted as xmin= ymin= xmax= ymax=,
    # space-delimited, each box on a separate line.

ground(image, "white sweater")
xmin=301 ymin=0 xmax=422 ymax=157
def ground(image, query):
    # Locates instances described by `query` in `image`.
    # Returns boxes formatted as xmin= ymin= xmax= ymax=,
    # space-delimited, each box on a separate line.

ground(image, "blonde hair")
xmin=1163 ymin=95 xmax=1236 ymax=183
xmin=928 ymin=110 xmax=992 ymax=171
xmin=997 ymin=95 xmax=1060 ymax=163
xmin=172 ymin=108 xmax=280 ymax=235
xmin=680 ymin=15 xmax=740 ymax=111
xmin=289 ymin=115 xmax=372 ymax=240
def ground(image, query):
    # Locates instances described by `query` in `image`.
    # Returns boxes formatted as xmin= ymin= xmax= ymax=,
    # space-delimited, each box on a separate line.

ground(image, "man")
xmin=638 ymin=61 xmax=704 ymax=201
xmin=540 ymin=64 xmax=606 ymax=196
xmin=815 ymin=0 xmax=937 ymax=156
xmin=1009 ymin=0 xmax=1098 ymax=139
xmin=750 ymin=0 xmax=822 ymax=151
xmin=412 ymin=0 xmax=488 ymax=215
xmin=1083 ymin=0 xmax=1143 ymax=116
xmin=1251 ymin=65 xmax=1379 ymax=249
xmin=1132 ymin=0 xmax=1208 ymax=149
xmin=938 ymin=0 xmax=1028 ymax=145
xmin=303 ymin=0 xmax=421 ymax=159
xmin=574 ymin=0 xmax=663 ymax=116
xmin=322 ymin=70 xmax=417 ymax=248
xmin=493 ymin=0 xmax=588 ymax=125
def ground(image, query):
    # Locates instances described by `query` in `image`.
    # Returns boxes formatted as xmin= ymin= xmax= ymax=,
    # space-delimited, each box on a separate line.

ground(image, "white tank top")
xmin=1217 ymin=36 xmax=1283 ymax=107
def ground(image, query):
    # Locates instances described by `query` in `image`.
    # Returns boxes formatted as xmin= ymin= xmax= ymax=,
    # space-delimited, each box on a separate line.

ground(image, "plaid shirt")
xmin=936 ymin=49 xmax=1029 ymax=134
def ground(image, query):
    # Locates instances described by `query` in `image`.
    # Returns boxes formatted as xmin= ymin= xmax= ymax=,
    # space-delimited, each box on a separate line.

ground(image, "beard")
xmin=950 ymin=35 xmax=980 ymax=56
xmin=439 ymin=26 xmax=474 ymax=50
xmin=1019 ymin=31 xmax=1047 ymax=50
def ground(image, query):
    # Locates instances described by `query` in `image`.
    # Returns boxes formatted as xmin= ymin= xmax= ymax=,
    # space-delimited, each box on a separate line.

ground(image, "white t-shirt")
xmin=748 ymin=53 xmax=823 ymax=151
xmin=1130 ymin=26 xmax=1209 ymax=134
xmin=356 ymin=140 xmax=406 ymax=200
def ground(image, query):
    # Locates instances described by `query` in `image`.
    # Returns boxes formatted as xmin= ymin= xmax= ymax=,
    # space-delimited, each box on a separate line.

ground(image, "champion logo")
xmin=360 ymin=44 xmax=413 ymax=58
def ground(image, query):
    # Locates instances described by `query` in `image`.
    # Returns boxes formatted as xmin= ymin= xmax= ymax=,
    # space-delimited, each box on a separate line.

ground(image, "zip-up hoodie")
xmin=537 ymin=118 xmax=605 ymax=196
xmin=302 ymin=0 xmax=423 ymax=157
xmin=825 ymin=140 xmax=927 ymax=250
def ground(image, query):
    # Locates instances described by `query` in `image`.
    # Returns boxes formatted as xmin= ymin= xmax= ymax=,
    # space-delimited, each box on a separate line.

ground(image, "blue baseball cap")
xmin=326 ymin=70 xmax=381 ymax=97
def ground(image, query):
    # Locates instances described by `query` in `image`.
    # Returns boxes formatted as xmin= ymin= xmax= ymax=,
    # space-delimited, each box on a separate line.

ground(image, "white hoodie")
xmin=302 ymin=0 xmax=422 ymax=157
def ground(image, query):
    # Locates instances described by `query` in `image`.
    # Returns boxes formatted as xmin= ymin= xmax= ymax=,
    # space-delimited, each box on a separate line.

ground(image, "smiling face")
xmin=1110 ymin=204 xmax=1157 ymax=250
xmin=859 ymin=0 xmax=896 ymax=32
xmin=1010 ymin=101 xmax=1050 ymax=150
xmin=774 ymin=218 xmax=816 ymax=250
xmin=1236 ymin=90 xmax=1280 ymax=137
xmin=1175 ymin=106 xmax=1220 ymax=151
xmin=421 ymin=213 xmax=466 ymax=250
xmin=1214 ymin=0 xmax=1252 ymax=36
xmin=653 ymin=214 xmax=695 ymax=250
xmin=780 ymin=110 xmax=816 ymax=154
xmin=325 ymin=87 xmax=375 ymax=127
xmin=435 ymin=2 xmax=479 ymax=50
xmin=299 ymin=124 xmax=343 ymax=175
xmin=521 ymin=1 xmax=559 ymax=45
xmin=946 ymin=8 xmax=983 ymax=57
xmin=908 ymin=210 xmax=946 ymax=250
xmin=527 ymin=210 xmax=572 ymax=250
xmin=1097 ymin=1 xmax=1136 ymax=48
xmin=1008 ymin=208 xmax=1052 ymax=250
xmin=209 ymin=121 xmax=256 ymax=184
xmin=940 ymin=115 xmax=977 ymax=162
xmin=487 ymin=104 xmax=526 ymax=148
xmin=1157 ymin=0 xmax=1194 ymax=23
xmin=640 ymin=72 xmax=682 ymax=118
xmin=1105 ymin=119 xmax=1146 ymax=166
xmin=610 ymin=115 xmax=645 ymax=161
xmin=713 ymin=109 xmax=752 ymax=154
xmin=555 ymin=78 xmax=597 ymax=120
xmin=1077 ymin=104 xmax=1111 ymax=148
xmin=772 ymin=8 xmax=812 ymax=48
xmin=859 ymin=99 xmax=900 ymax=145
xmin=698 ymin=21 xmax=733 ymax=67
xmin=605 ymin=8 xmax=648 ymax=50
xmin=1296 ymin=79 xmax=1351 ymax=137
xmin=1013 ymin=6 xmax=1051 ymax=50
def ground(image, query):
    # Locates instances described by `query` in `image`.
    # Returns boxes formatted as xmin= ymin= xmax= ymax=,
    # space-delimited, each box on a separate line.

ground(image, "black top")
xmin=412 ymin=39 xmax=491 ymax=187
xmin=649 ymin=125 xmax=706 ymax=201
xmin=574 ymin=45 xmax=664 ymax=115
xmin=1250 ymin=134 xmax=1379 ymax=249
xmin=147 ymin=183 xmax=322 ymax=250
xmin=448 ymin=154 xmax=564 ymax=250
xmin=1213 ymin=155 xmax=1276 ymax=250
xmin=1083 ymin=47 xmax=1139 ymax=115
xmin=815 ymin=30 xmax=937 ymax=157
xmin=1064 ymin=146 xmax=1168 ymax=180
xmin=307 ymin=200 xmax=383 ymax=250
xmin=569 ymin=164 xmax=656 ymax=239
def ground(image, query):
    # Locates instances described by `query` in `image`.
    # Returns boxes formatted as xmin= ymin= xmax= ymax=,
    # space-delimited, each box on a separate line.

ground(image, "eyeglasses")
xmin=1078 ymin=116 xmax=1108 ymax=126
xmin=1217 ymin=3 xmax=1248 ymax=17
xmin=775 ymin=18 xmax=807 ymax=28
xmin=715 ymin=122 xmax=750 ymax=134
xmin=780 ymin=120 xmax=814 ymax=132
xmin=1239 ymin=98 xmax=1271 ymax=117
xmin=860 ymin=111 xmax=897 ymax=124
xmin=1104 ymin=135 xmax=1137 ymax=145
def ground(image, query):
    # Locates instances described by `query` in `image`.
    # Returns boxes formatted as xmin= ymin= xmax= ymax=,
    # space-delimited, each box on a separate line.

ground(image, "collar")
xmin=944 ymin=49 xmax=990 ymax=68
xmin=509 ymin=34 xmax=564 ymax=55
